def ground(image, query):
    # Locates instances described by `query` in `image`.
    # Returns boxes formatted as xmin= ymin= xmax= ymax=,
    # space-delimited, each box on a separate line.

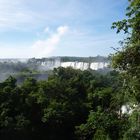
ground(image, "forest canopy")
xmin=0 ymin=67 xmax=124 ymax=140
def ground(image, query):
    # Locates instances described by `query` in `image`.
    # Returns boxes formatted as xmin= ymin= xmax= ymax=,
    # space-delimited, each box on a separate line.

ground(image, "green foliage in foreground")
xmin=111 ymin=0 xmax=140 ymax=139
xmin=0 ymin=67 xmax=130 ymax=140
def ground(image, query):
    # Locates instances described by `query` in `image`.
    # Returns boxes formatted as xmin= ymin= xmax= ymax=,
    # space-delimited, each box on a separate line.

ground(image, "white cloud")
xmin=0 ymin=0 xmax=127 ymax=57
xmin=0 ymin=0 xmax=127 ymax=31
xmin=0 ymin=25 xmax=69 ymax=58
xmin=31 ymin=26 xmax=69 ymax=58
xmin=0 ymin=0 xmax=40 ymax=31
xmin=44 ymin=27 xmax=49 ymax=33
xmin=57 ymin=26 xmax=69 ymax=35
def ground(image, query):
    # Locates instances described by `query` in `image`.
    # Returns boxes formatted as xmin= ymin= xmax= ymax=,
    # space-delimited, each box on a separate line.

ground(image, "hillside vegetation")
xmin=0 ymin=67 xmax=125 ymax=140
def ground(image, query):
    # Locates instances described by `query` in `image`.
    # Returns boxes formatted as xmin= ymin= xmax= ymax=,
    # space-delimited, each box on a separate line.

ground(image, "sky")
xmin=0 ymin=0 xmax=128 ymax=58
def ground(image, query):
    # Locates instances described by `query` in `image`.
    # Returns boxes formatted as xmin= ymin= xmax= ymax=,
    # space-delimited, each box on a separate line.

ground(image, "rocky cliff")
xmin=28 ymin=56 xmax=110 ymax=71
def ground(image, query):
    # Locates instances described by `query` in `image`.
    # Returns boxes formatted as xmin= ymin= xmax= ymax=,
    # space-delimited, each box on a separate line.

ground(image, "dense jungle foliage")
xmin=0 ymin=67 xmax=126 ymax=140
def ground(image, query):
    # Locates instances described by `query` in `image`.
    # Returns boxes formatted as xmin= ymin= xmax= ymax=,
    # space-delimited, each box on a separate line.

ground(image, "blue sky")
xmin=0 ymin=0 xmax=128 ymax=58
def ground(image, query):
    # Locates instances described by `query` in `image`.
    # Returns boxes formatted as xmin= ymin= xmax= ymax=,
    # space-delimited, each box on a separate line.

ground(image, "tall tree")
xmin=112 ymin=0 xmax=140 ymax=102
xmin=112 ymin=0 xmax=140 ymax=138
